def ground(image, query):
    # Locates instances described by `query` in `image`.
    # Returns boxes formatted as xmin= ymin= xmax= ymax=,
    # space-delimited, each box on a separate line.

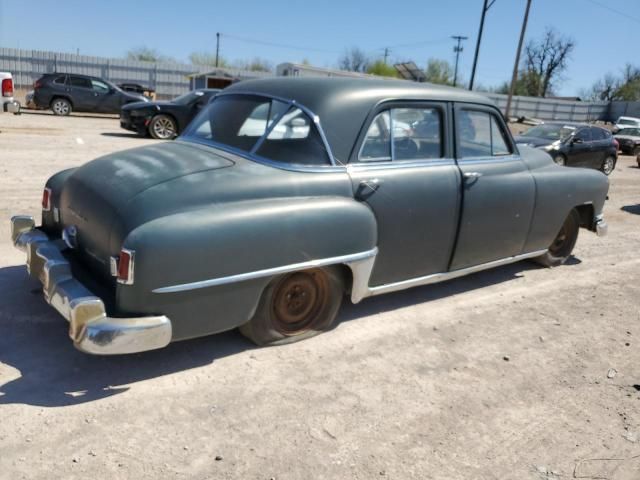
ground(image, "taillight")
xmin=116 ymin=249 xmax=135 ymax=285
xmin=34 ymin=80 xmax=42 ymax=89
xmin=42 ymin=187 xmax=52 ymax=211
xmin=1 ymin=78 xmax=13 ymax=97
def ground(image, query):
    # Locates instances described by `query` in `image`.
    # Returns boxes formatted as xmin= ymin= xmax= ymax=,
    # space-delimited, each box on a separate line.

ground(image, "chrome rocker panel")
xmin=10 ymin=215 xmax=172 ymax=355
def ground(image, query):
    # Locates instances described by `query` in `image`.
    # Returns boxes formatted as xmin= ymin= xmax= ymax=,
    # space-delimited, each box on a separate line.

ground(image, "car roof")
xmin=223 ymin=77 xmax=496 ymax=162
xmin=541 ymin=121 xmax=587 ymax=128
xmin=617 ymin=116 xmax=640 ymax=121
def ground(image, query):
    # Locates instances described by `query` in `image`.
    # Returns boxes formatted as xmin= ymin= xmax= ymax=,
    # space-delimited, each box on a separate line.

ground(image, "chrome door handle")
xmin=355 ymin=178 xmax=382 ymax=200
xmin=463 ymin=172 xmax=483 ymax=179
xmin=360 ymin=178 xmax=381 ymax=191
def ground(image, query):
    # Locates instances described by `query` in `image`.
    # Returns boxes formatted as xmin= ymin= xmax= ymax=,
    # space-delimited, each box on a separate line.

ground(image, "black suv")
xmin=33 ymin=73 xmax=148 ymax=115
xmin=514 ymin=122 xmax=618 ymax=175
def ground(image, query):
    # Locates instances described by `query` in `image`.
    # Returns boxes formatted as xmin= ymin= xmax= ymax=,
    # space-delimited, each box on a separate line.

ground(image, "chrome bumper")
xmin=595 ymin=214 xmax=608 ymax=237
xmin=10 ymin=215 xmax=172 ymax=355
xmin=3 ymin=100 xmax=20 ymax=114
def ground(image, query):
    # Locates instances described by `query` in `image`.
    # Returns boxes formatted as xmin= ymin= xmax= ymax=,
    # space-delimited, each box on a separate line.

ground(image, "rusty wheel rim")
xmin=272 ymin=269 xmax=329 ymax=335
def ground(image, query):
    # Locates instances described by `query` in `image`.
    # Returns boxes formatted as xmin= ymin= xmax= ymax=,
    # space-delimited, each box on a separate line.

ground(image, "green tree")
xmin=366 ymin=60 xmax=398 ymax=78
xmin=189 ymin=51 xmax=229 ymax=68
xmin=234 ymin=57 xmax=273 ymax=72
xmin=424 ymin=59 xmax=454 ymax=86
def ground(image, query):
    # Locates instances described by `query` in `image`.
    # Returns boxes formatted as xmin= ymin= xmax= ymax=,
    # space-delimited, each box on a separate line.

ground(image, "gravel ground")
xmin=0 ymin=111 xmax=639 ymax=480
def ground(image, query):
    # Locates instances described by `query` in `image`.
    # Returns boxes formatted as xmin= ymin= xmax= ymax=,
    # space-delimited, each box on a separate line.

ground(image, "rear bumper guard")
xmin=10 ymin=215 xmax=172 ymax=355
xmin=594 ymin=213 xmax=608 ymax=237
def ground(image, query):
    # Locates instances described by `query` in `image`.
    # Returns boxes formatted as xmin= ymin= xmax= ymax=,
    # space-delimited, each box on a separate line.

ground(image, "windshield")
xmin=172 ymin=91 xmax=205 ymax=105
xmin=522 ymin=124 xmax=576 ymax=141
xmin=618 ymin=118 xmax=638 ymax=125
xmin=617 ymin=128 xmax=640 ymax=136
xmin=182 ymin=94 xmax=332 ymax=166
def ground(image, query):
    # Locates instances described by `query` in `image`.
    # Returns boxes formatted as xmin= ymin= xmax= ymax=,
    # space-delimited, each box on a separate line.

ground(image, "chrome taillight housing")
xmin=114 ymin=249 xmax=135 ymax=285
xmin=42 ymin=187 xmax=52 ymax=211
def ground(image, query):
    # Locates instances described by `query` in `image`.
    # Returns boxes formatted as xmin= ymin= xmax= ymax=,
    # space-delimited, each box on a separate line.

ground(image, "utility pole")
xmin=451 ymin=35 xmax=468 ymax=87
xmin=469 ymin=0 xmax=496 ymax=91
xmin=215 ymin=32 xmax=220 ymax=68
xmin=383 ymin=47 xmax=390 ymax=65
xmin=505 ymin=0 xmax=532 ymax=121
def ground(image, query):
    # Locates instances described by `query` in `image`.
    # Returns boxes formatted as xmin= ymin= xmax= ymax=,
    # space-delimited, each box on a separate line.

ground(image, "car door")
xmin=565 ymin=127 xmax=593 ymax=167
xmin=68 ymin=76 xmax=96 ymax=111
xmin=588 ymin=127 xmax=609 ymax=168
xmin=91 ymin=78 xmax=120 ymax=113
xmin=450 ymin=104 xmax=536 ymax=271
xmin=347 ymin=102 xmax=462 ymax=286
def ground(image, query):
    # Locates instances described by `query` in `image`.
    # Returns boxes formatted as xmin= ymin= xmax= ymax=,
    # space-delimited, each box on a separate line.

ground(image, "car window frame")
xmin=453 ymin=103 xmax=517 ymax=162
xmin=574 ymin=127 xmax=592 ymax=143
xmin=349 ymin=100 xmax=452 ymax=166
xmin=69 ymin=75 xmax=93 ymax=90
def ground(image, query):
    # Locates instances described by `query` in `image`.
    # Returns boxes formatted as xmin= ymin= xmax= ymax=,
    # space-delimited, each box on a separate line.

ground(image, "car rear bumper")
xmin=10 ymin=215 xmax=172 ymax=355
xmin=3 ymin=100 xmax=20 ymax=113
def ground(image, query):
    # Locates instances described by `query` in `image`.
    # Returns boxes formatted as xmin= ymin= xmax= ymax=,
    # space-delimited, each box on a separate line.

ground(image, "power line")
xmin=584 ymin=0 xmax=640 ymax=25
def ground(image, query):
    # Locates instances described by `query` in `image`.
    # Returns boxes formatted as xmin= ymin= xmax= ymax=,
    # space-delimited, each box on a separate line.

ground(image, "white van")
xmin=1 ymin=72 xmax=20 ymax=114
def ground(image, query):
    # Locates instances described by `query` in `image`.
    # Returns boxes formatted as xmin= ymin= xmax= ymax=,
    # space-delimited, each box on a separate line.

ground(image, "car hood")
xmin=513 ymin=135 xmax=555 ymax=148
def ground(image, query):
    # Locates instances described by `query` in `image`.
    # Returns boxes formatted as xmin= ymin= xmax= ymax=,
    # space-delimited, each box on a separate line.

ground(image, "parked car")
xmin=1 ymin=72 xmax=20 ymax=114
xmin=117 ymin=82 xmax=156 ymax=100
xmin=514 ymin=122 xmax=618 ymax=175
xmin=10 ymin=78 xmax=609 ymax=355
xmin=120 ymin=89 xmax=220 ymax=139
xmin=33 ymin=73 xmax=148 ymax=115
xmin=613 ymin=116 xmax=640 ymax=134
xmin=614 ymin=127 xmax=640 ymax=155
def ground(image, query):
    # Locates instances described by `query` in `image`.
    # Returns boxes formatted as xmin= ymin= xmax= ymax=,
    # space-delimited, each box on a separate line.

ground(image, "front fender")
xmin=116 ymin=196 xmax=377 ymax=340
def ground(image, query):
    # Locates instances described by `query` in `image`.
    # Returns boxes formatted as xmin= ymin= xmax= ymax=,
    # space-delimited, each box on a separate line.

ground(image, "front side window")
xmin=183 ymin=94 xmax=331 ymax=166
xmin=458 ymin=110 xmax=513 ymax=158
xmin=358 ymin=107 xmax=443 ymax=162
xmin=574 ymin=128 xmax=591 ymax=142
xmin=91 ymin=80 xmax=110 ymax=93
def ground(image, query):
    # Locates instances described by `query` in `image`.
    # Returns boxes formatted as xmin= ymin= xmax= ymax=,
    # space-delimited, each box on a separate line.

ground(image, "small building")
xmin=188 ymin=67 xmax=272 ymax=90
xmin=276 ymin=62 xmax=376 ymax=79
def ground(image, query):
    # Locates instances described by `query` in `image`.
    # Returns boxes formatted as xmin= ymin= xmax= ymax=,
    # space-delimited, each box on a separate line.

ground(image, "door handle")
xmin=355 ymin=178 xmax=382 ymax=200
xmin=463 ymin=172 xmax=483 ymax=179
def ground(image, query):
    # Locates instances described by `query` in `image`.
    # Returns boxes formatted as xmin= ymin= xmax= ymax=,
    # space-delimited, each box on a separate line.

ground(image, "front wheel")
xmin=534 ymin=209 xmax=580 ymax=267
xmin=553 ymin=154 xmax=567 ymax=166
xmin=148 ymin=114 xmax=177 ymax=140
xmin=239 ymin=267 xmax=345 ymax=346
xmin=601 ymin=156 xmax=616 ymax=176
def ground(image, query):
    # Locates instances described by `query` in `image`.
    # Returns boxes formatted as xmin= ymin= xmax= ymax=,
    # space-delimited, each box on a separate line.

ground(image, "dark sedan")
xmin=613 ymin=127 xmax=640 ymax=155
xmin=120 ymin=89 xmax=220 ymax=139
xmin=514 ymin=122 xmax=617 ymax=175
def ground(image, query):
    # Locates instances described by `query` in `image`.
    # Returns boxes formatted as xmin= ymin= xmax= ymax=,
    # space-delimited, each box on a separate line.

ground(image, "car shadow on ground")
xmin=20 ymin=110 xmax=119 ymax=120
xmin=621 ymin=204 xmax=640 ymax=215
xmin=100 ymin=132 xmax=145 ymax=139
xmin=0 ymin=258 xmax=557 ymax=408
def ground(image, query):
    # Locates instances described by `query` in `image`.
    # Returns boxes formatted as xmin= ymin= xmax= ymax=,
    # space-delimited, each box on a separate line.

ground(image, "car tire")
xmin=51 ymin=98 xmax=71 ymax=116
xmin=533 ymin=209 xmax=580 ymax=267
xmin=149 ymin=114 xmax=178 ymax=140
xmin=553 ymin=154 xmax=567 ymax=166
xmin=600 ymin=156 xmax=616 ymax=175
xmin=239 ymin=266 xmax=345 ymax=346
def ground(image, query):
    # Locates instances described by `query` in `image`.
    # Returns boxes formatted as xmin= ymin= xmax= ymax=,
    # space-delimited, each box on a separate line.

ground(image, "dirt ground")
xmin=0 ymin=111 xmax=639 ymax=480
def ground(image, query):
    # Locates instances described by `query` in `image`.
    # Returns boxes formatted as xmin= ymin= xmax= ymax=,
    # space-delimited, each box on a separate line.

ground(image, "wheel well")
xmin=50 ymin=96 xmax=73 ymax=108
xmin=574 ymin=204 xmax=595 ymax=230
xmin=336 ymin=264 xmax=354 ymax=296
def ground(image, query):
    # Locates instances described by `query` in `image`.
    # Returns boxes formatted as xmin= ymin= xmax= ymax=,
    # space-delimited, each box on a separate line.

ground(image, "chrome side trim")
xmin=359 ymin=249 xmax=548 ymax=299
xmin=153 ymin=248 xmax=379 ymax=294
xmin=595 ymin=213 xmax=608 ymax=237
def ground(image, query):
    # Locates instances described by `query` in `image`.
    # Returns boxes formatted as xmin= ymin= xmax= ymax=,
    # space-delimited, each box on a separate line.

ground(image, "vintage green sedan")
xmin=11 ymin=78 xmax=609 ymax=355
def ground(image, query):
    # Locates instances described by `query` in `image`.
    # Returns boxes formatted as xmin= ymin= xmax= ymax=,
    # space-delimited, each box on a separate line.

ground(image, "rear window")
xmin=184 ymin=94 xmax=332 ymax=166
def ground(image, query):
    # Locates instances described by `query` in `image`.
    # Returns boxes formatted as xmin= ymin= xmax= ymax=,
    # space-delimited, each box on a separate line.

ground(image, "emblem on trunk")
xmin=62 ymin=225 xmax=78 ymax=249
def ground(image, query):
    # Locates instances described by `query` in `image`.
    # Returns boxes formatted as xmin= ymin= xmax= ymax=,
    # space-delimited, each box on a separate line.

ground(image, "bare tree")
xmin=189 ymin=51 xmax=229 ymax=68
xmin=522 ymin=28 xmax=575 ymax=97
xmin=126 ymin=47 xmax=174 ymax=63
xmin=583 ymin=64 xmax=640 ymax=101
xmin=338 ymin=47 xmax=369 ymax=72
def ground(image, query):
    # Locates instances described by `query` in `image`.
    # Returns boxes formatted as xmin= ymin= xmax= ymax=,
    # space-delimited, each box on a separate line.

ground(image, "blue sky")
xmin=0 ymin=0 xmax=638 ymax=95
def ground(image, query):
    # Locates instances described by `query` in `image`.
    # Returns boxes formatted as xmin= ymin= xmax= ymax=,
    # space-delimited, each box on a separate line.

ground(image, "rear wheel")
xmin=51 ymin=98 xmax=71 ymax=116
xmin=553 ymin=154 xmax=567 ymax=166
xmin=601 ymin=156 xmax=616 ymax=175
xmin=534 ymin=209 xmax=580 ymax=267
xmin=149 ymin=114 xmax=177 ymax=140
xmin=239 ymin=267 xmax=345 ymax=346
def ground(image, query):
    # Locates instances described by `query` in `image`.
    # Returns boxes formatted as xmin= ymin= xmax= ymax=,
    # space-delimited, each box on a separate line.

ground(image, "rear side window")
xmin=358 ymin=107 xmax=443 ymax=162
xmin=53 ymin=75 xmax=66 ymax=85
xmin=457 ymin=110 xmax=512 ymax=158
xmin=69 ymin=76 xmax=92 ymax=89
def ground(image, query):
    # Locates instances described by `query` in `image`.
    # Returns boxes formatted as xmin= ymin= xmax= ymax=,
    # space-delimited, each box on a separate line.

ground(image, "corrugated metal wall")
xmin=0 ymin=48 xmax=197 ymax=97
xmin=486 ymin=93 xmax=611 ymax=122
